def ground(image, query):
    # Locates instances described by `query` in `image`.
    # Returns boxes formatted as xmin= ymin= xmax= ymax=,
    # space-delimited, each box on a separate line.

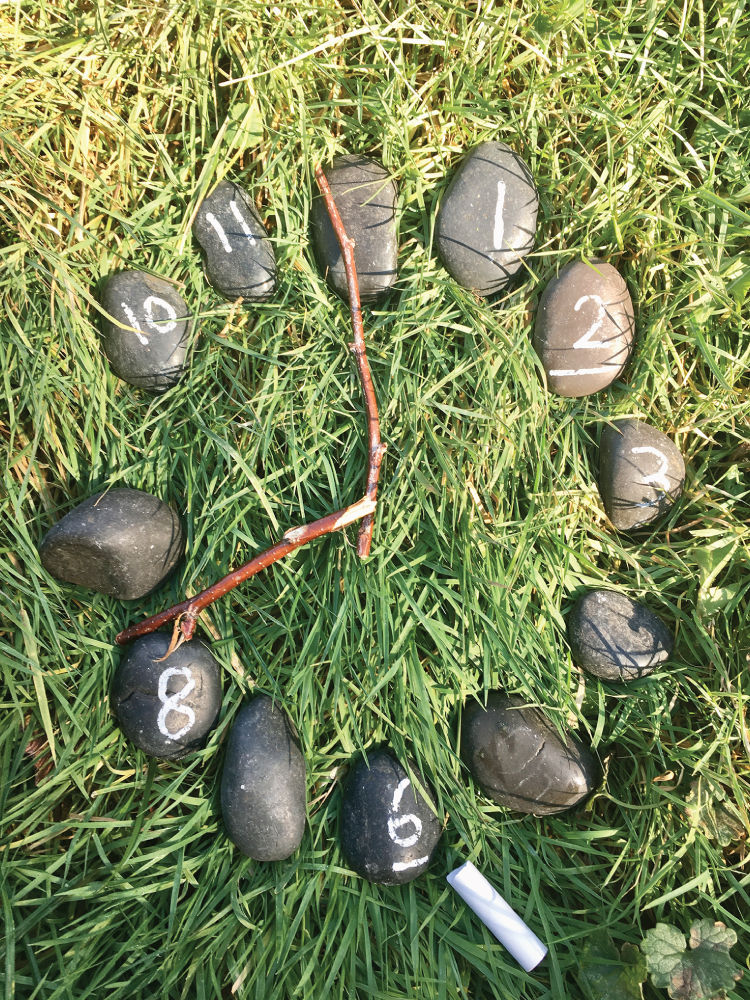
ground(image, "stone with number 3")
xmin=111 ymin=633 xmax=222 ymax=760
xmin=599 ymin=418 xmax=685 ymax=531
xmin=101 ymin=271 xmax=190 ymax=393
xmin=533 ymin=259 xmax=635 ymax=397
xmin=341 ymin=751 xmax=441 ymax=885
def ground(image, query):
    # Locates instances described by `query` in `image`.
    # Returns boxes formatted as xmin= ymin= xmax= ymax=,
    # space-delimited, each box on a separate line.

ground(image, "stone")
xmin=39 ymin=488 xmax=183 ymax=600
xmin=192 ymin=180 xmax=276 ymax=301
xmin=533 ymin=259 xmax=635 ymax=397
xmin=111 ymin=633 xmax=222 ymax=760
xmin=568 ymin=590 xmax=673 ymax=683
xmin=436 ymin=141 xmax=538 ymax=296
xmin=340 ymin=750 xmax=441 ymax=885
xmin=599 ymin=419 xmax=685 ymax=531
xmin=221 ymin=696 xmax=306 ymax=861
xmin=310 ymin=154 xmax=398 ymax=303
xmin=101 ymin=271 xmax=190 ymax=393
xmin=461 ymin=693 xmax=600 ymax=816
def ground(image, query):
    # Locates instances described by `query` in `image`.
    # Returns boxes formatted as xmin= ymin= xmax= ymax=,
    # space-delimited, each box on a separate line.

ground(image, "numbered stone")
xmin=436 ymin=141 xmax=538 ymax=296
xmin=311 ymin=154 xmax=398 ymax=303
xmin=193 ymin=180 xmax=276 ymax=301
xmin=101 ymin=271 xmax=190 ymax=393
xmin=599 ymin=419 xmax=685 ymax=531
xmin=568 ymin=591 xmax=673 ymax=683
xmin=111 ymin=633 xmax=222 ymax=760
xmin=533 ymin=259 xmax=635 ymax=397
xmin=461 ymin=693 xmax=600 ymax=816
xmin=39 ymin=488 xmax=183 ymax=600
xmin=221 ymin=696 xmax=306 ymax=862
xmin=341 ymin=751 xmax=441 ymax=885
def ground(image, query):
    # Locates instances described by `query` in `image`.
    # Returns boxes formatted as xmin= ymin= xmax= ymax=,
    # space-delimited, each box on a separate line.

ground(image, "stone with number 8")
xmin=599 ymin=418 xmax=685 ymax=531
xmin=341 ymin=750 xmax=441 ymax=885
xmin=533 ymin=259 xmax=635 ymax=397
xmin=111 ymin=633 xmax=222 ymax=760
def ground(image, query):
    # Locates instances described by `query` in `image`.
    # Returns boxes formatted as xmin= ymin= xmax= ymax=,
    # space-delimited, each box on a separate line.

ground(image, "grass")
xmin=1 ymin=0 xmax=750 ymax=996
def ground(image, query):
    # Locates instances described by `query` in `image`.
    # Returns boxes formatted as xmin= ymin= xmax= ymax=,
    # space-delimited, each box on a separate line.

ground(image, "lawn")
xmin=1 ymin=0 xmax=749 ymax=997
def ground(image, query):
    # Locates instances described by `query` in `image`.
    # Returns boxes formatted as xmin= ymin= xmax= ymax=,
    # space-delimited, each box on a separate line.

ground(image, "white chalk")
xmin=447 ymin=860 xmax=548 ymax=972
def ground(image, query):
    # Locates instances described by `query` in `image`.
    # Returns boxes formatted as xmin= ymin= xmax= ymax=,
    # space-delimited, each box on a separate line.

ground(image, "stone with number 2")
xmin=341 ymin=751 xmax=441 ymax=885
xmin=111 ymin=633 xmax=222 ymax=761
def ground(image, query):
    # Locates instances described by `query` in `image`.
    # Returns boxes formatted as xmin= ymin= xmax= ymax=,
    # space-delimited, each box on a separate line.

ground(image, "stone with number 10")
xmin=599 ymin=418 xmax=685 ymax=531
xmin=193 ymin=180 xmax=276 ymax=301
xmin=341 ymin=751 xmax=441 ymax=885
xmin=111 ymin=633 xmax=222 ymax=761
xmin=533 ymin=259 xmax=635 ymax=397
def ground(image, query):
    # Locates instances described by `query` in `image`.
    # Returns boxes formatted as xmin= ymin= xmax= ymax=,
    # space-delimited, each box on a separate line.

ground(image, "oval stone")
xmin=340 ymin=750 xmax=441 ymax=885
xmin=39 ymin=488 xmax=183 ymax=600
xmin=101 ymin=271 xmax=190 ymax=393
xmin=568 ymin=590 xmax=673 ymax=683
xmin=193 ymin=180 xmax=276 ymax=301
xmin=111 ymin=633 xmax=222 ymax=760
xmin=533 ymin=259 xmax=634 ymax=397
xmin=599 ymin=419 xmax=685 ymax=531
xmin=436 ymin=141 xmax=538 ymax=296
xmin=221 ymin=697 xmax=306 ymax=862
xmin=461 ymin=693 xmax=600 ymax=816
xmin=311 ymin=154 xmax=398 ymax=303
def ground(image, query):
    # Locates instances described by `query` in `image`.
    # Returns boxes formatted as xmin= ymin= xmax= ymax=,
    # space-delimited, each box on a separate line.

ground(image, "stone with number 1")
xmin=533 ymin=259 xmax=635 ymax=397
xmin=111 ymin=633 xmax=222 ymax=761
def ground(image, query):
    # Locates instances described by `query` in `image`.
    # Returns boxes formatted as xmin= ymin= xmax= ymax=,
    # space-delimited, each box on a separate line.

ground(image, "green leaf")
xmin=642 ymin=921 xmax=744 ymax=1000
xmin=685 ymin=776 xmax=747 ymax=847
xmin=725 ymin=258 xmax=750 ymax=304
xmin=224 ymin=101 xmax=264 ymax=151
xmin=691 ymin=532 xmax=742 ymax=619
xmin=578 ymin=929 xmax=646 ymax=1000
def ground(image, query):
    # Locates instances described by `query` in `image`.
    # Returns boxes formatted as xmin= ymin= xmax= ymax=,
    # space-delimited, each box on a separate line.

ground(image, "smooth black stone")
xmin=111 ymin=634 xmax=222 ymax=760
xmin=436 ymin=141 xmax=538 ymax=296
xmin=310 ymin=154 xmax=398 ymax=303
xmin=568 ymin=591 xmax=673 ymax=683
xmin=533 ymin=259 xmax=634 ymax=397
xmin=101 ymin=271 xmax=190 ymax=393
xmin=341 ymin=751 xmax=441 ymax=886
xmin=461 ymin=693 xmax=600 ymax=816
xmin=221 ymin=696 xmax=306 ymax=862
xmin=193 ymin=180 xmax=276 ymax=300
xmin=599 ymin=419 xmax=685 ymax=531
xmin=39 ymin=488 xmax=183 ymax=600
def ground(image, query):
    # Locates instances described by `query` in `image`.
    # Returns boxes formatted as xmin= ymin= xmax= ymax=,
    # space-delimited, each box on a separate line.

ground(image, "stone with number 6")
xmin=533 ymin=259 xmax=635 ymax=397
xmin=341 ymin=750 xmax=441 ymax=885
xmin=111 ymin=633 xmax=222 ymax=760
xmin=599 ymin=418 xmax=685 ymax=531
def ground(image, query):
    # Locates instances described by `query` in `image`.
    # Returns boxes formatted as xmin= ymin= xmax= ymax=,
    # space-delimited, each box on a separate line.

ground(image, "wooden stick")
xmin=115 ymin=163 xmax=385 ymax=648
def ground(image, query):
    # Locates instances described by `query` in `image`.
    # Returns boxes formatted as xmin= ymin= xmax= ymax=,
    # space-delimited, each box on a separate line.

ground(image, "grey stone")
xmin=311 ymin=154 xmax=398 ymax=303
xmin=111 ymin=634 xmax=222 ymax=760
xmin=436 ymin=141 xmax=538 ymax=296
xmin=101 ymin=271 xmax=190 ymax=393
xmin=341 ymin=750 xmax=441 ymax=885
xmin=461 ymin=693 xmax=600 ymax=815
xmin=533 ymin=259 xmax=634 ymax=397
xmin=599 ymin=419 xmax=685 ymax=531
xmin=221 ymin=696 xmax=306 ymax=862
xmin=39 ymin=488 xmax=183 ymax=600
xmin=193 ymin=180 xmax=276 ymax=301
xmin=568 ymin=590 xmax=673 ymax=682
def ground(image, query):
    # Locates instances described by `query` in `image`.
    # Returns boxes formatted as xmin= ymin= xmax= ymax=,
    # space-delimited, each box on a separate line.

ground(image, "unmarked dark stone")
xmin=568 ymin=590 xmax=673 ymax=683
xmin=221 ymin=696 xmax=306 ymax=861
xmin=599 ymin=419 xmax=685 ymax=531
xmin=39 ymin=488 xmax=183 ymax=600
xmin=461 ymin=693 xmax=600 ymax=816
xmin=111 ymin=633 xmax=222 ymax=760
xmin=436 ymin=141 xmax=538 ymax=296
xmin=533 ymin=259 xmax=635 ymax=397
xmin=193 ymin=180 xmax=276 ymax=301
xmin=341 ymin=751 xmax=441 ymax=885
xmin=101 ymin=271 xmax=190 ymax=393
xmin=311 ymin=154 xmax=398 ymax=303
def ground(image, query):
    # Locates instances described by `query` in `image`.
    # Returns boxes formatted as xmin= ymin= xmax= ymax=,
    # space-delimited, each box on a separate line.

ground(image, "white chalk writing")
xmin=121 ymin=303 xmax=149 ymax=346
xmin=548 ymin=366 xmax=614 ymax=377
xmin=392 ymin=856 xmax=429 ymax=872
xmin=206 ymin=212 xmax=232 ymax=253
xmin=230 ymin=200 xmax=257 ymax=245
xmin=157 ymin=666 xmax=196 ymax=741
xmin=144 ymin=296 xmax=177 ymax=333
xmin=387 ymin=777 xmax=422 ymax=848
xmin=572 ymin=294 xmax=607 ymax=349
xmin=493 ymin=179 xmax=506 ymax=251
xmin=632 ymin=446 xmax=671 ymax=492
